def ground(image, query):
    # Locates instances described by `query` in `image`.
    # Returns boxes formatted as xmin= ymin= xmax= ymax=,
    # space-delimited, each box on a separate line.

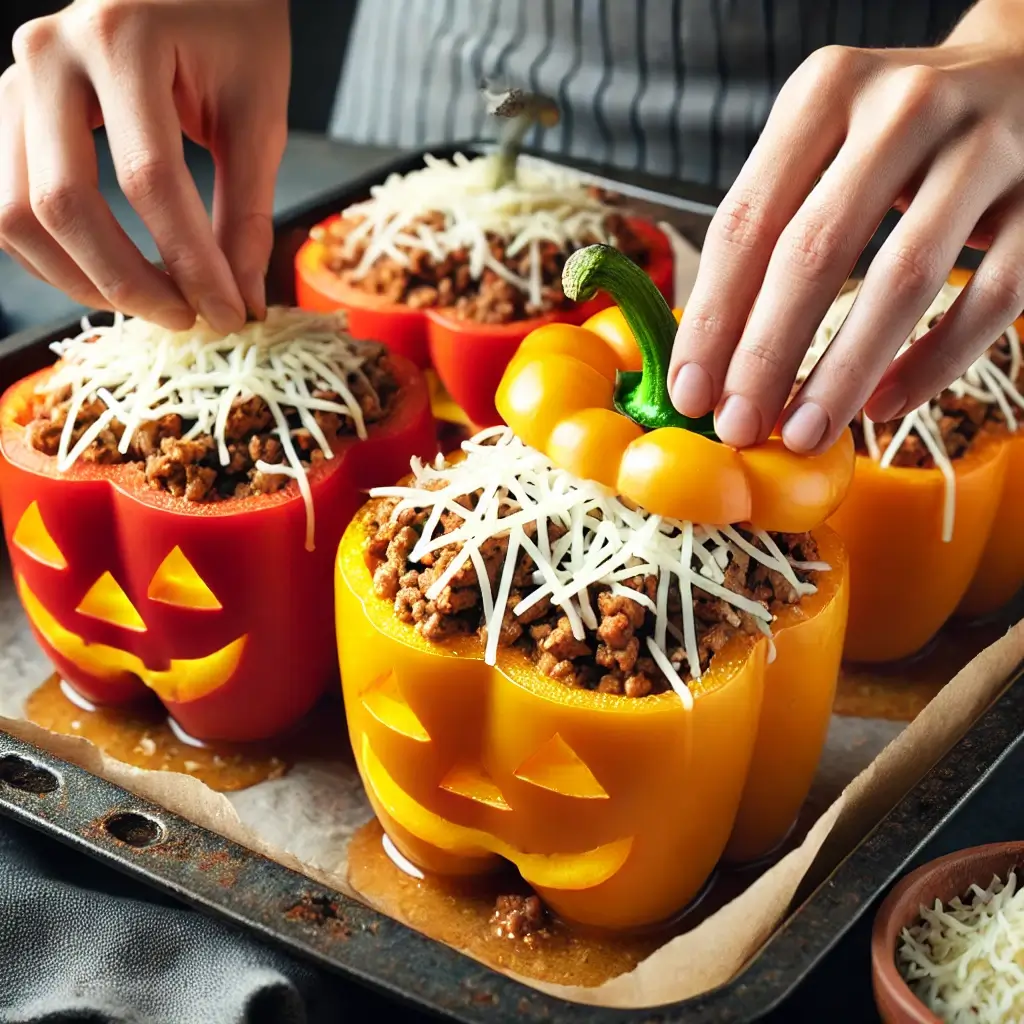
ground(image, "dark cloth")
xmin=0 ymin=816 xmax=330 ymax=1024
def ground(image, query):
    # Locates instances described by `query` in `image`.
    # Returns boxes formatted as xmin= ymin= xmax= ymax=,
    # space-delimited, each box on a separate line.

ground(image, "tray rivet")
xmin=0 ymin=752 xmax=61 ymax=794
xmin=103 ymin=811 xmax=164 ymax=848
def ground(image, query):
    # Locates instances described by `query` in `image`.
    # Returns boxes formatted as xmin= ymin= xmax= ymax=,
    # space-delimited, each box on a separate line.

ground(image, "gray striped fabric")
xmin=329 ymin=0 xmax=971 ymax=188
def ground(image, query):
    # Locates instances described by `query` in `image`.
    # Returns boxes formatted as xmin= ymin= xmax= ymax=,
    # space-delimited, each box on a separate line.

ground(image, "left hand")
xmin=668 ymin=30 xmax=1024 ymax=454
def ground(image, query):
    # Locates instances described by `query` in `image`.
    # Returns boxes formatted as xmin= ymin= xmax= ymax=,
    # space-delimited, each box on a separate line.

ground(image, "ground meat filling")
xmin=850 ymin=327 xmax=1023 ymax=468
xmin=491 ymin=895 xmax=549 ymax=943
xmin=363 ymin=494 xmax=819 ymax=698
xmin=25 ymin=345 xmax=398 ymax=502
xmin=316 ymin=201 xmax=651 ymax=325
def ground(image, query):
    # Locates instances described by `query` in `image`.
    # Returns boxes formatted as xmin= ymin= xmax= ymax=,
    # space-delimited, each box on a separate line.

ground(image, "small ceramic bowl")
xmin=871 ymin=841 xmax=1024 ymax=1023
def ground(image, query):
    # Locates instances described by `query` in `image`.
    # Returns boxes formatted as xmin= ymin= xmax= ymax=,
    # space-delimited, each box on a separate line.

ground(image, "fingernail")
xmin=199 ymin=296 xmax=246 ymax=335
xmin=782 ymin=401 xmax=829 ymax=453
xmin=864 ymin=383 xmax=907 ymax=424
xmin=715 ymin=394 xmax=762 ymax=448
xmin=671 ymin=362 xmax=714 ymax=417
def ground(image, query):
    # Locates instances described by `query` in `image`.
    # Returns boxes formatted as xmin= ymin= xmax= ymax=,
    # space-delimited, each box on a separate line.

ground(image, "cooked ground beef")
xmin=362 ymin=494 xmax=819 ymax=698
xmin=850 ymin=326 xmax=1022 ymax=469
xmin=26 ymin=346 xmax=398 ymax=502
xmin=315 ymin=202 xmax=651 ymax=325
xmin=491 ymin=894 xmax=548 ymax=942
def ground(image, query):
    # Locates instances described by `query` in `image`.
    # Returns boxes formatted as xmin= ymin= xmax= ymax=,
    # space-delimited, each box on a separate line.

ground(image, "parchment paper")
xmin=2 ymin=540 xmax=1020 ymax=1009
xmin=2 ymin=228 xmax=1021 ymax=1008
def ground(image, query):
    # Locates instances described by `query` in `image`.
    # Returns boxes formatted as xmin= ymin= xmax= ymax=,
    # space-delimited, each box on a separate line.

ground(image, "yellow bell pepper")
xmin=495 ymin=244 xmax=856 ymax=533
xmin=336 ymin=507 xmax=849 ymax=927
xmin=725 ymin=526 xmax=849 ymax=863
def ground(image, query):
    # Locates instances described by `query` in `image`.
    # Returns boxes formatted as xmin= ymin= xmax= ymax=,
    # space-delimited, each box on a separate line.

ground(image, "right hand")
xmin=0 ymin=0 xmax=291 ymax=334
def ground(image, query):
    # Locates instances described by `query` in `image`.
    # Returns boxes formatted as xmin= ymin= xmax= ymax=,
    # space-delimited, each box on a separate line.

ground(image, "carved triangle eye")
xmin=361 ymin=672 xmax=430 ymax=742
xmin=147 ymin=546 xmax=222 ymax=610
xmin=76 ymin=571 xmax=147 ymax=632
xmin=514 ymin=733 xmax=609 ymax=799
xmin=439 ymin=765 xmax=511 ymax=811
xmin=12 ymin=501 xmax=67 ymax=570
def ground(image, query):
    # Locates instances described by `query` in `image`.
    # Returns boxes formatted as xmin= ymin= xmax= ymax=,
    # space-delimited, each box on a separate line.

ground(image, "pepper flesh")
xmin=827 ymin=435 xmax=1008 ymax=663
xmin=725 ymin=526 xmax=849 ymax=863
xmin=957 ymin=430 xmax=1024 ymax=619
xmin=295 ymin=216 xmax=675 ymax=428
xmin=0 ymin=358 xmax=436 ymax=742
xmin=336 ymin=510 xmax=845 ymax=929
xmin=496 ymin=246 xmax=855 ymax=533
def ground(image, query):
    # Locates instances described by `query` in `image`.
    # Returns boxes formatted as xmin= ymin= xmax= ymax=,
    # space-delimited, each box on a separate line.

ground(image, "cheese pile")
xmin=37 ymin=308 xmax=383 ymax=551
xmin=898 ymin=870 xmax=1024 ymax=1023
xmin=327 ymin=152 xmax=621 ymax=310
xmin=371 ymin=427 xmax=829 ymax=706
xmin=805 ymin=282 xmax=1024 ymax=543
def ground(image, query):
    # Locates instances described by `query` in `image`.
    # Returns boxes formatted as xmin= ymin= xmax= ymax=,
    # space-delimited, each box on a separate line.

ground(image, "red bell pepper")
xmin=0 ymin=355 xmax=436 ymax=743
xmin=294 ymin=216 xmax=674 ymax=427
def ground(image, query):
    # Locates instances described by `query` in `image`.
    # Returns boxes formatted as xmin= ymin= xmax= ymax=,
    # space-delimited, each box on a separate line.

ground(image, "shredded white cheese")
xmin=321 ymin=153 xmax=623 ymax=309
xmin=805 ymin=282 xmax=1024 ymax=543
xmin=371 ymin=428 xmax=827 ymax=708
xmin=36 ymin=308 xmax=386 ymax=552
xmin=898 ymin=870 xmax=1024 ymax=1023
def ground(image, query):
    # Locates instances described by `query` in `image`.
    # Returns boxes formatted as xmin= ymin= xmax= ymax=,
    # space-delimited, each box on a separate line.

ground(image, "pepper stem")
xmin=486 ymin=87 xmax=561 ymax=189
xmin=562 ymin=244 xmax=715 ymax=434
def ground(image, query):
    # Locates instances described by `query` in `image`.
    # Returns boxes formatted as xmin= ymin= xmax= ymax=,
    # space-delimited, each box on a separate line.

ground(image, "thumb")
xmin=210 ymin=103 xmax=287 ymax=320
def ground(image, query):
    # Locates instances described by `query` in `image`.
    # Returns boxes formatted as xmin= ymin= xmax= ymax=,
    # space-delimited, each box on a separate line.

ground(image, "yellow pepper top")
xmin=496 ymin=244 xmax=855 ymax=532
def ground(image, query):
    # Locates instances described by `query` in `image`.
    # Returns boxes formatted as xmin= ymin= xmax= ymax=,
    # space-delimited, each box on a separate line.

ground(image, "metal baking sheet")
xmin=0 ymin=143 xmax=1019 ymax=1023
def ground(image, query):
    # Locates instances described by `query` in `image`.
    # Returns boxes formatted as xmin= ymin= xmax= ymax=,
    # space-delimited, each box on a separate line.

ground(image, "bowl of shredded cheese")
xmin=872 ymin=842 xmax=1024 ymax=1023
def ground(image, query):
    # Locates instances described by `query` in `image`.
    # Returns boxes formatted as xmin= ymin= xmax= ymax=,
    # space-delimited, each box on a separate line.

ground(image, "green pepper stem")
xmin=562 ymin=244 xmax=714 ymax=433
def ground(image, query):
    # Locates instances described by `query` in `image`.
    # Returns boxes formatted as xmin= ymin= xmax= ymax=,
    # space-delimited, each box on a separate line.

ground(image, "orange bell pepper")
xmin=336 ymin=506 xmax=849 ymax=928
xmin=495 ymin=245 xmax=855 ymax=533
xmin=828 ymin=436 xmax=1009 ymax=663
xmin=957 ymin=429 xmax=1024 ymax=619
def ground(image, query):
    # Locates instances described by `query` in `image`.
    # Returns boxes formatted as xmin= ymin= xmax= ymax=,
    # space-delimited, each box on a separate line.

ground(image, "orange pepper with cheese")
xmin=823 ymin=270 xmax=1024 ymax=661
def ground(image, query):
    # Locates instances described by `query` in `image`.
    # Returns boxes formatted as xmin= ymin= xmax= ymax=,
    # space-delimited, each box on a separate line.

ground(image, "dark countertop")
xmin=1 ymin=132 xmax=1021 ymax=1024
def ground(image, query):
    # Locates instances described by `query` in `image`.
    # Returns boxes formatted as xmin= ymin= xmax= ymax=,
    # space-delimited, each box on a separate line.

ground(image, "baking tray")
xmin=0 ymin=143 xmax=1018 ymax=1023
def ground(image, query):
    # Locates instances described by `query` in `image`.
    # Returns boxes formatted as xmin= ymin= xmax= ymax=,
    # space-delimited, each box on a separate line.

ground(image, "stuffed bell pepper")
xmin=336 ymin=246 xmax=853 ymax=929
xmin=812 ymin=276 xmax=1024 ymax=664
xmin=295 ymin=152 xmax=674 ymax=427
xmin=0 ymin=308 xmax=435 ymax=743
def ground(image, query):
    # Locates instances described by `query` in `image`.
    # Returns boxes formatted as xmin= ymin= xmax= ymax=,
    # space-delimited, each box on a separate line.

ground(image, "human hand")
xmin=669 ymin=15 xmax=1024 ymax=454
xmin=0 ymin=0 xmax=290 ymax=334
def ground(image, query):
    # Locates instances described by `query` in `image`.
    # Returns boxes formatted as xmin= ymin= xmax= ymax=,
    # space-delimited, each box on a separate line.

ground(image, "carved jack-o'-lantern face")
xmin=336 ymin=516 xmax=767 ymax=932
xmin=14 ymin=500 xmax=246 ymax=703
xmin=0 ymin=359 xmax=437 ymax=743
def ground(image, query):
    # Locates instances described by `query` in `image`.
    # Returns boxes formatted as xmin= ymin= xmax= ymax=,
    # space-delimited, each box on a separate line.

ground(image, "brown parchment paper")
xmin=1 ymin=228 xmax=1021 ymax=1008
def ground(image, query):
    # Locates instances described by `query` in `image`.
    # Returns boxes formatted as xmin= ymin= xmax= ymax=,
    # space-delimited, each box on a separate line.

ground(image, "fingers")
xmin=13 ymin=19 xmax=195 ymax=329
xmin=0 ymin=65 xmax=108 ymax=308
xmin=210 ymin=102 xmax=288 ymax=319
xmin=668 ymin=46 xmax=861 ymax=422
xmin=83 ymin=35 xmax=247 ymax=334
xmin=718 ymin=63 xmax=963 ymax=449
xmin=790 ymin=121 xmax=1022 ymax=449
xmin=865 ymin=201 xmax=1024 ymax=419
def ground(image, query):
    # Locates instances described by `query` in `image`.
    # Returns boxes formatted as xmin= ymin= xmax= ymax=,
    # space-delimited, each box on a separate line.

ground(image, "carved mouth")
xmin=17 ymin=575 xmax=247 ymax=703
xmin=360 ymin=733 xmax=633 ymax=892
